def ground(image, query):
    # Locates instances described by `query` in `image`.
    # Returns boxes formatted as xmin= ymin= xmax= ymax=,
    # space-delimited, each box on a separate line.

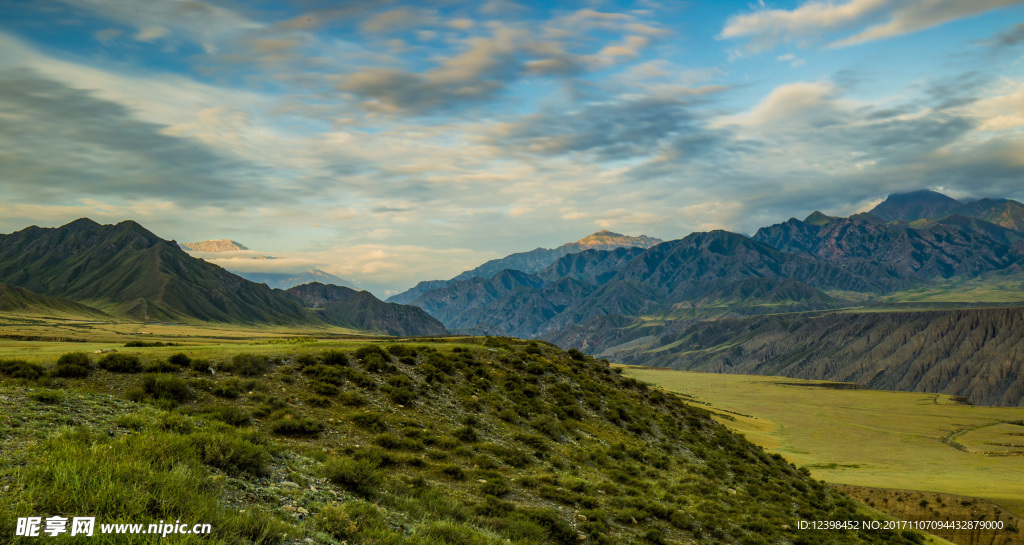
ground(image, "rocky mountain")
xmin=388 ymin=230 xmax=661 ymax=304
xmin=178 ymin=239 xmax=249 ymax=252
xmin=868 ymin=189 xmax=962 ymax=222
xmin=284 ymin=282 xmax=448 ymax=336
xmin=406 ymin=230 xmax=876 ymax=339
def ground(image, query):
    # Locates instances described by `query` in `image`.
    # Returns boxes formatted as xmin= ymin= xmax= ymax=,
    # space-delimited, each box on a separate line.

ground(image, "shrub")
xmin=212 ymin=378 xmax=243 ymax=399
xmin=192 ymin=429 xmax=269 ymax=476
xmin=30 ymin=390 xmax=65 ymax=404
xmin=321 ymin=350 xmax=349 ymax=367
xmin=567 ymin=348 xmax=586 ymax=361
xmin=190 ymin=358 xmax=213 ymax=374
xmin=481 ymin=479 xmax=512 ymax=497
xmin=144 ymin=360 xmax=179 ymax=373
xmin=142 ymin=374 xmax=193 ymax=404
xmin=268 ymin=416 xmax=324 ymax=437
xmin=168 ymin=353 xmax=191 ymax=367
xmin=351 ymin=412 xmax=388 ymax=432
xmin=207 ymin=405 xmax=251 ymax=427
xmin=325 ymin=457 xmax=382 ymax=497
xmin=57 ymin=352 xmax=92 ymax=368
xmin=339 ymin=391 xmax=367 ymax=407
xmin=306 ymin=395 xmax=331 ymax=407
xmin=0 ymin=359 xmax=45 ymax=380
xmin=309 ymin=381 xmax=339 ymax=396
xmin=441 ymin=465 xmax=466 ymax=480
xmin=52 ymin=362 xmax=91 ymax=378
xmin=226 ymin=353 xmax=270 ymax=377
xmin=99 ymin=353 xmax=142 ymax=373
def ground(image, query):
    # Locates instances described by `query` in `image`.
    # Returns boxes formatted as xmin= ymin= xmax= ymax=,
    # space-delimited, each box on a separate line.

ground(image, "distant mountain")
xmin=931 ymin=198 xmax=1024 ymax=232
xmin=868 ymin=189 xmax=962 ymax=222
xmin=179 ymin=239 xmax=249 ymax=252
xmin=0 ymin=219 xmax=437 ymax=335
xmin=388 ymin=230 xmax=661 ymax=304
xmin=0 ymin=283 xmax=110 ymax=319
xmin=405 ymin=230 xmax=876 ymax=339
xmin=0 ymin=219 xmax=309 ymax=323
xmin=235 ymin=269 xmax=360 ymax=290
xmin=285 ymin=282 xmax=447 ymax=336
xmin=753 ymin=212 xmax=1024 ymax=280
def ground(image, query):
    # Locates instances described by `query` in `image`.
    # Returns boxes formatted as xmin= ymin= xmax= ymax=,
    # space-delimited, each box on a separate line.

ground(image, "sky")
xmin=1 ymin=0 xmax=1024 ymax=296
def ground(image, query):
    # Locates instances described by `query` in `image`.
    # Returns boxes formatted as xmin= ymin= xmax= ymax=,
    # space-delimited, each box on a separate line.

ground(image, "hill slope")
xmin=610 ymin=306 xmax=1024 ymax=407
xmin=0 ymin=283 xmax=110 ymax=319
xmin=0 ymin=337 xmax=929 ymax=544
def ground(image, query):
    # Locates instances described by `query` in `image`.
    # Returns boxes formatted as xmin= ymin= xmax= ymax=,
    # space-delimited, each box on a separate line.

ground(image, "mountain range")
xmin=387 ymin=230 xmax=662 ymax=304
xmin=387 ymin=189 xmax=1024 ymax=405
xmin=0 ymin=219 xmax=444 ymax=336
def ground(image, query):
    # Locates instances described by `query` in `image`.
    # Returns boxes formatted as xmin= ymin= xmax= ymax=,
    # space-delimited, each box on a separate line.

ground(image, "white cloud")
xmin=721 ymin=0 xmax=1024 ymax=52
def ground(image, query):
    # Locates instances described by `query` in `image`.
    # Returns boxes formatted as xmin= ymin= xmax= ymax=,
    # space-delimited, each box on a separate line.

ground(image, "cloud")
xmin=713 ymin=81 xmax=839 ymax=128
xmin=721 ymin=0 xmax=1024 ymax=52
xmin=0 ymin=68 xmax=255 ymax=205
xmin=360 ymin=7 xmax=438 ymax=34
xmin=989 ymin=22 xmax=1024 ymax=47
xmin=134 ymin=26 xmax=169 ymax=42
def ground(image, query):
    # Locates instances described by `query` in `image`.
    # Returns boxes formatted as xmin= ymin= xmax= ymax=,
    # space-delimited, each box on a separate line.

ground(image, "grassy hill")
xmin=0 ymin=336 xmax=934 ymax=544
xmin=0 ymin=283 xmax=110 ymax=320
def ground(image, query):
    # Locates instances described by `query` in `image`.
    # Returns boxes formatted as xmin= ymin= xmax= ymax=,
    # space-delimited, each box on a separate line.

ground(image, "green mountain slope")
xmin=0 ymin=283 xmax=110 ymax=319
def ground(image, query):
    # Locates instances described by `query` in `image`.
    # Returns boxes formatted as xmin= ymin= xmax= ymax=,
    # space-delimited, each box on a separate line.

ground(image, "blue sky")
xmin=1 ymin=0 xmax=1023 ymax=296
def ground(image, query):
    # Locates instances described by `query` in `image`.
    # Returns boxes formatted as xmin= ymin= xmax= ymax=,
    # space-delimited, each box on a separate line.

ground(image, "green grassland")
xmin=0 ymin=330 xmax=941 ymax=545
xmin=623 ymin=368 xmax=1024 ymax=517
xmin=877 ymin=274 xmax=1024 ymax=304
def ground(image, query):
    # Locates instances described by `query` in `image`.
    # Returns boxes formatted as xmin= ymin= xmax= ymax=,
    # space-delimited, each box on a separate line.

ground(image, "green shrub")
xmin=52 ymin=362 xmax=91 ymax=378
xmin=481 ymin=478 xmax=512 ymax=497
xmin=0 ymin=359 xmax=45 ymax=380
xmin=168 ymin=352 xmax=191 ymax=367
xmin=190 ymin=357 xmax=213 ymax=374
xmin=192 ymin=429 xmax=269 ymax=476
xmin=306 ymin=395 xmax=331 ymax=407
xmin=99 ymin=353 xmax=142 ymax=373
xmin=351 ymin=412 xmax=388 ymax=432
xmin=144 ymin=359 xmax=179 ymax=373
xmin=207 ymin=405 xmax=251 ymax=427
xmin=142 ymin=374 xmax=193 ymax=404
xmin=325 ymin=457 xmax=382 ymax=497
xmin=212 ymin=378 xmax=243 ymax=399
xmin=226 ymin=353 xmax=270 ymax=376
xmin=30 ymin=389 xmax=65 ymax=404
xmin=57 ymin=352 xmax=92 ymax=368
xmin=441 ymin=465 xmax=466 ymax=480
xmin=309 ymin=381 xmax=339 ymax=396
xmin=321 ymin=350 xmax=349 ymax=367
xmin=339 ymin=391 xmax=367 ymax=406
xmin=268 ymin=416 xmax=324 ymax=437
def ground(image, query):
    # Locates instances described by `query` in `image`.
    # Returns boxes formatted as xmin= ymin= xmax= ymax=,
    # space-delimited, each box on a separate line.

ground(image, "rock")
xmin=297 ymin=507 xmax=309 ymax=515
xmin=576 ymin=514 xmax=587 ymax=522
xmin=280 ymin=481 xmax=300 ymax=489
xmin=477 ymin=479 xmax=488 ymax=484
xmin=726 ymin=488 xmax=737 ymax=495
xmin=577 ymin=533 xmax=587 ymax=541
xmin=283 ymin=506 xmax=297 ymax=512
xmin=782 ymin=524 xmax=792 ymax=531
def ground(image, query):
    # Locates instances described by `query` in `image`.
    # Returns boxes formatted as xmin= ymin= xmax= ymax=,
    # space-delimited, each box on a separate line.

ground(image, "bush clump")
xmin=268 ymin=415 xmax=325 ymax=437
xmin=325 ymin=457 xmax=382 ymax=497
xmin=168 ymin=353 xmax=192 ymax=367
xmin=141 ymin=373 xmax=194 ymax=404
xmin=52 ymin=352 xmax=93 ymax=378
xmin=99 ymin=353 xmax=143 ymax=373
xmin=225 ymin=353 xmax=271 ymax=377
xmin=0 ymin=359 xmax=45 ymax=380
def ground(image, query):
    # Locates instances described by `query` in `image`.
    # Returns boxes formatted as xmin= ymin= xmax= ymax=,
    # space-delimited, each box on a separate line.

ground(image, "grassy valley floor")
xmin=623 ymin=368 xmax=1024 ymax=527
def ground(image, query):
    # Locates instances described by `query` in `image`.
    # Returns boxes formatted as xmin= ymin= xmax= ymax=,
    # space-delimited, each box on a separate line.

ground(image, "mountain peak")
xmin=869 ymin=189 xmax=961 ymax=222
xmin=573 ymin=230 xmax=662 ymax=249
xmin=62 ymin=217 xmax=100 ymax=231
xmin=804 ymin=211 xmax=836 ymax=226
xmin=180 ymin=239 xmax=250 ymax=252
